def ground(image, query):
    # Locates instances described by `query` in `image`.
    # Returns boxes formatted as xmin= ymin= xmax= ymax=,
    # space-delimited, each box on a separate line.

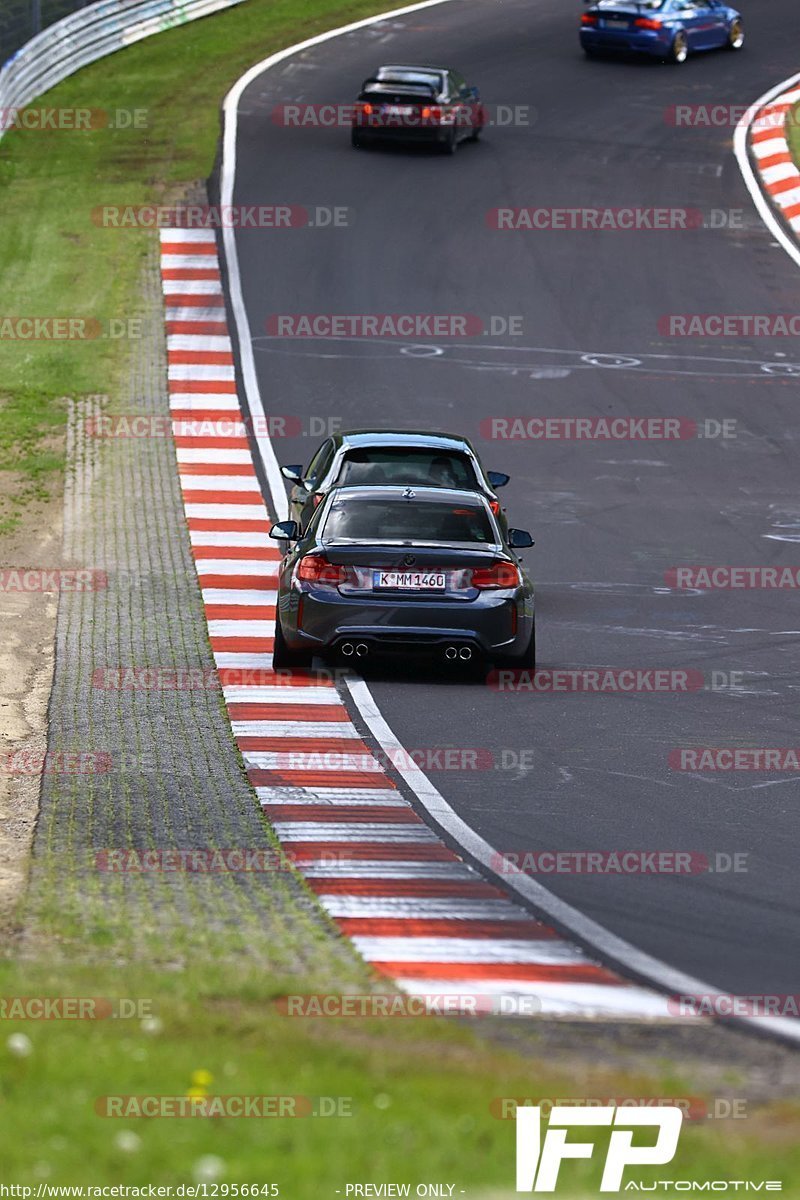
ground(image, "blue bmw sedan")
xmin=580 ymin=0 xmax=744 ymax=63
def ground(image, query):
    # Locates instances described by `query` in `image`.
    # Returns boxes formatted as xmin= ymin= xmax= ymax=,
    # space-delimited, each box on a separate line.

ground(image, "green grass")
xmin=0 ymin=0 xmax=393 ymax=532
xmin=1 ymin=960 xmax=799 ymax=1193
xmin=0 ymin=390 xmax=67 ymax=533
xmin=787 ymin=103 xmax=800 ymax=171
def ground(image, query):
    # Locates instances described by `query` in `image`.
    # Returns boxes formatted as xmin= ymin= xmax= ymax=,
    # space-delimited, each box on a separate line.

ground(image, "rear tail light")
xmin=312 ymin=492 xmax=325 ymax=509
xmin=421 ymin=105 xmax=443 ymax=122
xmin=296 ymin=554 xmax=348 ymax=586
xmin=489 ymin=499 xmax=501 ymax=516
xmin=360 ymin=102 xmax=374 ymax=116
xmin=471 ymin=561 xmax=521 ymax=590
xmin=634 ymin=16 xmax=662 ymax=28
xmin=581 ymin=12 xmax=598 ymax=24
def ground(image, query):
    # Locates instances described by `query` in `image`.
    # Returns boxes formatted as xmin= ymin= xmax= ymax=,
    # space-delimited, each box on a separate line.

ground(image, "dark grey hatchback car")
xmin=269 ymin=485 xmax=535 ymax=670
xmin=281 ymin=429 xmax=510 ymax=533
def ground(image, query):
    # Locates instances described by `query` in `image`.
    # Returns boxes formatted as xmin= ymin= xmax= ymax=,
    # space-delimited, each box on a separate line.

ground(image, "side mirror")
xmin=508 ymin=528 xmax=534 ymax=549
xmin=281 ymin=464 xmax=304 ymax=484
xmin=487 ymin=471 xmax=510 ymax=488
xmin=270 ymin=521 xmax=300 ymax=541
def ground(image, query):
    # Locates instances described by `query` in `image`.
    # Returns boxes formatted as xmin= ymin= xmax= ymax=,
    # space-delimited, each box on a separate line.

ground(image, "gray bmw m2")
xmin=269 ymin=485 xmax=535 ymax=669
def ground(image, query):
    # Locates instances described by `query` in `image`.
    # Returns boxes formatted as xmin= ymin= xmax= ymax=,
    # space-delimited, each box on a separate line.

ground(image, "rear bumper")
xmin=280 ymin=587 xmax=534 ymax=658
xmin=353 ymin=122 xmax=454 ymax=144
xmin=580 ymin=27 xmax=672 ymax=55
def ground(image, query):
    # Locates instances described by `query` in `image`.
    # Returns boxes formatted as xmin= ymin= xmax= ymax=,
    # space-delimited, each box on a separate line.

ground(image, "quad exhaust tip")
xmin=445 ymin=645 xmax=458 ymax=660
xmin=341 ymin=642 xmax=355 ymax=657
xmin=459 ymin=646 xmax=473 ymax=661
xmin=355 ymin=643 xmax=369 ymax=657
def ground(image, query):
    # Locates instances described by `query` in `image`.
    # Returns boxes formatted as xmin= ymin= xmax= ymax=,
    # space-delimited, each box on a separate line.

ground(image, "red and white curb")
xmin=747 ymin=85 xmax=800 ymax=234
xmin=159 ymin=225 xmax=676 ymax=1020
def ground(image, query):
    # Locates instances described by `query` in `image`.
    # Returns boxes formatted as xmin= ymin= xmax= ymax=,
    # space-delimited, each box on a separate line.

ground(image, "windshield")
xmin=322 ymin=497 xmax=495 ymax=544
xmin=336 ymin=449 xmax=478 ymax=490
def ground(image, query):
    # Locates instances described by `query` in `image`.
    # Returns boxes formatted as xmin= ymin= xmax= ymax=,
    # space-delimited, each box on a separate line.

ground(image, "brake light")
xmin=471 ymin=561 xmax=521 ymax=590
xmin=421 ymin=105 xmax=443 ymax=121
xmin=489 ymin=499 xmax=501 ymax=516
xmin=361 ymin=102 xmax=374 ymax=116
xmin=296 ymin=554 xmax=348 ymax=586
xmin=312 ymin=492 xmax=325 ymax=508
xmin=581 ymin=12 xmax=598 ymax=24
xmin=634 ymin=16 xmax=661 ymax=28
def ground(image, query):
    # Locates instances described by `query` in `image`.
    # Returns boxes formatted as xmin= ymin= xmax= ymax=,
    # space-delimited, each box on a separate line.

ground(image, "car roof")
xmin=334 ymin=430 xmax=473 ymax=452
xmin=326 ymin=485 xmax=488 ymax=505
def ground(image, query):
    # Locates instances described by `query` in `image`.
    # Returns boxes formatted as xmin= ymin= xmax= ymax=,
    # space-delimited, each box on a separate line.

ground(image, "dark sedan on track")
xmin=269 ymin=486 xmax=535 ymax=669
xmin=351 ymin=64 xmax=486 ymax=153
xmin=281 ymin=430 xmax=510 ymax=533
xmin=580 ymin=0 xmax=744 ymax=63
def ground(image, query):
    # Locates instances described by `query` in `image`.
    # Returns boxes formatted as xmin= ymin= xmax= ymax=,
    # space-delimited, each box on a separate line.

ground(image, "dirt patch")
xmin=0 ymin=490 xmax=62 ymax=941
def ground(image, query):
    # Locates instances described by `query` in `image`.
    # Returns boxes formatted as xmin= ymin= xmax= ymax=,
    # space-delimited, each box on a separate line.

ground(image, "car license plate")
xmin=373 ymin=571 xmax=446 ymax=591
xmin=384 ymin=105 xmax=413 ymax=116
xmin=604 ymin=18 xmax=629 ymax=27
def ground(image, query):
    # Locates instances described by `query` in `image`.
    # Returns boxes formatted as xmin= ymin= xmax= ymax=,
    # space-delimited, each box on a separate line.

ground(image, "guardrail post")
xmin=31 ymin=0 xmax=42 ymax=37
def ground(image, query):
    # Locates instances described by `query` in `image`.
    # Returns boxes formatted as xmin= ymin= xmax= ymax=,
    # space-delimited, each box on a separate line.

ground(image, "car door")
xmin=681 ymin=0 xmax=724 ymax=47
xmin=671 ymin=0 xmax=703 ymax=48
xmin=448 ymin=70 xmax=473 ymax=141
xmin=292 ymin=438 xmax=335 ymax=529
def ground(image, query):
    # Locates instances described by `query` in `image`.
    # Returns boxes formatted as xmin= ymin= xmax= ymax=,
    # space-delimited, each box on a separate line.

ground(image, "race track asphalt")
xmin=227 ymin=0 xmax=800 ymax=997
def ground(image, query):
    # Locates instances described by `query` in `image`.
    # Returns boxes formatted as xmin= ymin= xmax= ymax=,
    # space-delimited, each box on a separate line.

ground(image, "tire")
xmin=497 ymin=627 xmax=536 ymax=670
xmin=469 ymin=124 xmax=482 ymax=142
xmin=583 ymin=46 xmax=599 ymax=58
xmin=272 ymin=617 xmax=313 ymax=670
xmin=351 ymin=129 xmax=366 ymax=149
xmin=442 ymin=129 xmax=458 ymax=155
xmin=668 ymin=31 xmax=688 ymax=63
xmin=726 ymin=18 xmax=744 ymax=49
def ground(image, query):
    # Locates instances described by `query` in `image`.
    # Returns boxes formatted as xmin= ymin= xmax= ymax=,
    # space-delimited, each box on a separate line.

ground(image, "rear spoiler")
xmin=361 ymin=78 xmax=438 ymax=95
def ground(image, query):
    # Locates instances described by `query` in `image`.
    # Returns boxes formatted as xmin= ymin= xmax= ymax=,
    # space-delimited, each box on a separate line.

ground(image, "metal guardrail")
xmin=1 ymin=3 xmax=94 ymax=71
xmin=0 ymin=0 xmax=248 ymax=135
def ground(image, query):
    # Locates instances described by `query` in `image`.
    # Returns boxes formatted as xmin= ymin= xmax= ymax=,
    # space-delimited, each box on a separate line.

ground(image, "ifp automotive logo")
xmin=515 ymin=1104 xmax=683 ymax=1192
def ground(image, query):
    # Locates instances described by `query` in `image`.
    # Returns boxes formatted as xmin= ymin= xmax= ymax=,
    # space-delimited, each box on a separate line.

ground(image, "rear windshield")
xmin=336 ymin=449 xmax=479 ymax=490
xmin=373 ymin=70 xmax=444 ymax=88
xmin=322 ymin=497 xmax=494 ymax=544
